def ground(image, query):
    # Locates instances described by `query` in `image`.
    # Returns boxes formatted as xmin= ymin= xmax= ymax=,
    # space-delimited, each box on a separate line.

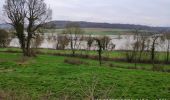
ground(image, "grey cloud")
xmin=0 ymin=0 xmax=170 ymax=26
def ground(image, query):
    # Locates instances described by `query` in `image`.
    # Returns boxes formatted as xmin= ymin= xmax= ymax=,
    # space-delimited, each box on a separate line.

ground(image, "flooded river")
xmin=9 ymin=34 xmax=168 ymax=51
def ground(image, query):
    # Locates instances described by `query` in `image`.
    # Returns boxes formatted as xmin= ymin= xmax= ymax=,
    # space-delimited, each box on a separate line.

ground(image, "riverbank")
xmin=0 ymin=48 xmax=170 ymax=72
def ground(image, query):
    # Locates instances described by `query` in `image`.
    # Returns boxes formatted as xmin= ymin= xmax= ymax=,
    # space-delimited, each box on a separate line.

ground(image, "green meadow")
xmin=0 ymin=49 xmax=170 ymax=99
xmin=43 ymin=28 xmax=133 ymax=35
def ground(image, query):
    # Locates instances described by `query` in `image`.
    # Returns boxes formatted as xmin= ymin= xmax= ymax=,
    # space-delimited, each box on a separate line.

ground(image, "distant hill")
xmin=45 ymin=20 xmax=170 ymax=32
xmin=1 ymin=21 xmax=170 ymax=32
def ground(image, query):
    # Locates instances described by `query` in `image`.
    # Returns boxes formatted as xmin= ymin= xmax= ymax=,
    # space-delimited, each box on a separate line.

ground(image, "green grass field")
xmin=0 ymin=52 xmax=170 ymax=99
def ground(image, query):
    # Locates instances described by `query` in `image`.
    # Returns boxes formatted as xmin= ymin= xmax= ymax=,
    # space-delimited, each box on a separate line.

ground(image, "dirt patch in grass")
xmin=64 ymin=58 xmax=89 ymax=65
xmin=0 ymin=90 xmax=33 ymax=100
xmin=15 ymin=56 xmax=34 ymax=67
xmin=0 ymin=68 xmax=15 ymax=73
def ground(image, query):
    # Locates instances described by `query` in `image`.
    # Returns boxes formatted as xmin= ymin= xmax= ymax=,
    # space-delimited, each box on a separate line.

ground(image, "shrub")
xmin=6 ymin=49 xmax=21 ymax=53
xmin=64 ymin=58 xmax=88 ymax=65
xmin=152 ymin=65 xmax=164 ymax=72
xmin=125 ymin=51 xmax=135 ymax=62
xmin=0 ymin=29 xmax=12 ymax=48
xmin=141 ymin=67 xmax=146 ymax=70
xmin=165 ymin=69 xmax=170 ymax=73
xmin=109 ymin=63 xmax=115 ymax=67
xmin=127 ymin=66 xmax=138 ymax=69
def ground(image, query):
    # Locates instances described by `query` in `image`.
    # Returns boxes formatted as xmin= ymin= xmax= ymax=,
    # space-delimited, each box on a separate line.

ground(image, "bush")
xmin=64 ymin=58 xmax=88 ymax=65
xmin=125 ymin=51 xmax=135 ymax=62
xmin=109 ymin=63 xmax=115 ymax=67
xmin=141 ymin=67 xmax=146 ymax=70
xmin=152 ymin=65 xmax=164 ymax=72
xmin=0 ymin=29 xmax=12 ymax=48
xmin=165 ymin=69 xmax=170 ymax=73
xmin=127 ymin=66 xmax=138 ymax=69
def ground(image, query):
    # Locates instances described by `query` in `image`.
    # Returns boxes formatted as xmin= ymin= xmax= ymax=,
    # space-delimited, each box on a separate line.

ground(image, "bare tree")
xmin=4 ymin=0 xmax=26 ymax=55
xmin=124 ymin=29 xmax=140 ymax=63
xmin=93 ymin=36 xmax=111 ymax=66
xmin=101 ymin=36 xmax=111 ymax=51
xmin=163 ymin=33 xmax=170 ymax=63
xmin=56 ymin=34 xmax=70 ymax=50
xmin=150 ymin=33 xmax=160 ymax=63
xmin=94 ymin=37 xmax=103 ymax=66
xmin=132 ymin=29 xmax=144 ymax=67
xmin=124 ymin=29 xmax=150 ymax=64
xmin=31 ymin=33 xmax=44 ymax=49
xmin=25 ymin=0 xmax=52 ymax=56
xmin=86 ymin=35 xmax=94 ymax=50
xmin=138 ymin=33 xmax=148 ymax=62
xmin=63 ymin=22 xmax=83 ymax=56
xmin=4 ymin=0 xmax=52 ymax=56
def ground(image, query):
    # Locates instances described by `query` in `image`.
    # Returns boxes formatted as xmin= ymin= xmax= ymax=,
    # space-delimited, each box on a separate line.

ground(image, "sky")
xmin=0 ymin=0 xmax=170 ymax=27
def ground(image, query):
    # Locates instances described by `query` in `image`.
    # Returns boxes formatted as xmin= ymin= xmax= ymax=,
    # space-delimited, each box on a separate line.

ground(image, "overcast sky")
xmin=0 ymin=0 xmax=170 ymax=27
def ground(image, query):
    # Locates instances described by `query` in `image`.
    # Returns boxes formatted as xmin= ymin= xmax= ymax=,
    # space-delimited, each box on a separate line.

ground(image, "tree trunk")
xmin=138 ymin=40 xmax=145 ymax=62
xmin=70 ymin=36 xmax=75 ymax=56
xmin=16 ymin=26 xmax=28 ymax=56
xmin=98 ymin=46 xmax=102 ymax=66
xmin=151 ymin=40 xmax=156 ymax=70
xmin=26 ymin=20 xmax=34 ymax=57
xmin=26 ymin=33 xmax=32 ymax=57
xmin=151 ymin=41 xmax=155 ymax=62
xmin=96 ymin=40 xmax=102 ymax=66
xmin=71 ymin=40 xmax=74 ymax=56
xmin=166 ymin=40 xmax=170 ymax=63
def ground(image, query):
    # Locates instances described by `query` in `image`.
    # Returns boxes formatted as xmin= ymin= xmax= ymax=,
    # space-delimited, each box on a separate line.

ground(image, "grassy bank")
xmin=0 ymin=47 xmax=168 ymax=60
xmin=0 ymin=52 xmax=170 ymax=99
